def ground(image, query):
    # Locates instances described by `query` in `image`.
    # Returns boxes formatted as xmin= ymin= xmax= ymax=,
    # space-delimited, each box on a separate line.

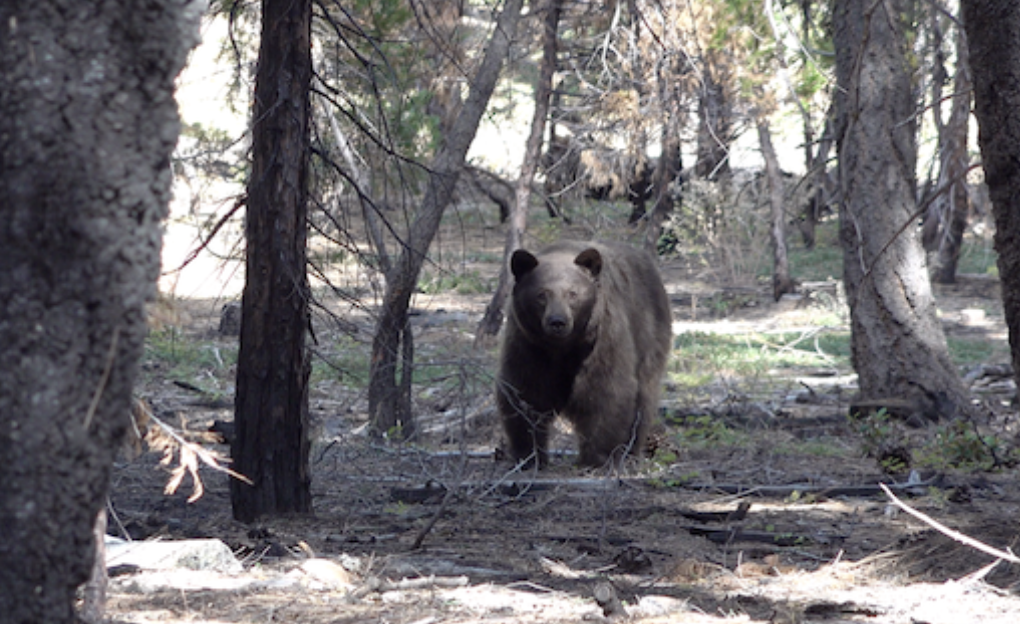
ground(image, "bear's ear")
xmin=511 ymin=249 xmax=539 ymax=280
xmin=574 ymin=248 xmax=602 ymax=278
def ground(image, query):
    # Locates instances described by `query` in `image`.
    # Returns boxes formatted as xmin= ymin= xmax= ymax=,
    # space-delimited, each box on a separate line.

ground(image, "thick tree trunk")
xmin=961 ymin=1 xmax=1020 ymax=395
xmin=231 ymin=0 xmax=313 ymax=523
xmin=0 ymin=2 xmax=197 ymax=622
xmin=369 ymin=0 xmax=524 ymax=436
xmin=476 ymin=0 xmax=561 ymax=346
xmin=833 ymin=0 xmax=971 ymax=422
xmin=758 ymin=121 xmax=795 ymax=300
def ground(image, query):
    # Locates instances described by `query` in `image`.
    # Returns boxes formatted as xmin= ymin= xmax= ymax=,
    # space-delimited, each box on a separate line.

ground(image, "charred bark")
xmin=961 ymin=1 xmax=1020 ymax=395
xmin=231 ymin=0 xmax=314 ymax=523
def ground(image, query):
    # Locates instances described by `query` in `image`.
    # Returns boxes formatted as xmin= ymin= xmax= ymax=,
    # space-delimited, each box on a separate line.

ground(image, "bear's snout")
xmin=544 ymin=312 xmax=572 ymax=336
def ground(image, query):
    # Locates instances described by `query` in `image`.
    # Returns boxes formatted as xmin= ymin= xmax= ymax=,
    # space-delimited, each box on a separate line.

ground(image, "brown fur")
xmin=497 ymin=240 xmax=672 ymax=468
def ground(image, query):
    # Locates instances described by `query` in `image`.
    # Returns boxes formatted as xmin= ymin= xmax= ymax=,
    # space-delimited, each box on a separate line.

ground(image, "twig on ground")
xmin=411 ymin=486 xmax=455 ymax=550
xmin=880 ymin=483 xmax=1020 ymax=564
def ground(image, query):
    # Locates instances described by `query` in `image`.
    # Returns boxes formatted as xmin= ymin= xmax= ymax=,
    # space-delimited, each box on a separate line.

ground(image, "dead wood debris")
xmin=348 ymin=574 xmax=469 ymax=601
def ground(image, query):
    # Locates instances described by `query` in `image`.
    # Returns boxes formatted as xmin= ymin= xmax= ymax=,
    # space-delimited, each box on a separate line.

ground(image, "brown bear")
xmin=496 ymin=240 xmax=672 ymax=468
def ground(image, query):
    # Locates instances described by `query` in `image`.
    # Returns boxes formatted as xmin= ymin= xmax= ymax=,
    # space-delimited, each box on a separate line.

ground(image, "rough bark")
xmin=369 ymin=0 xmax=524 ymax=436
xmin=758 ymin=121 xmax=795 ymax=300
xmin=0 ymin=2 xmax=198 ymax=621
xmin=231 ymin=0 xmax=313 ymax=523
xmin=961 ymin=1 xmax=1020 ymax=394
xmin=833 ymin=0 xmax=971 ymax=421
xmin=475 ymin=0 xmax=561 ymax=347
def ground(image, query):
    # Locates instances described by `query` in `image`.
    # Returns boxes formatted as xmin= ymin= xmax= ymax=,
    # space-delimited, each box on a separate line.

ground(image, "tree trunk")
xmin=231 ymin=0 xmax=313 ymax=523
xmin=961 ymin=1 xmax=1020 ymax=395
xmin=833 ymin=0 xmax=971 ymax=422
xmin=475 ymin=0 xmax=561 ymax=347
xmin=641 ymin=51 xmax=683 ymax=251
xmin=758 ymin=121 xmax=795 ymax=300
xmin=0 ymin=2 xmax=197 ymax=622
xmin=369 ymin=0 xmax=524 ymax=437
xmin=694 ymin=61 xmax=732 ymax=180
xmin=799 ymin=111 xmax=834 ymax=249
xmin=928 ymin=25 xmax=972 ymax=284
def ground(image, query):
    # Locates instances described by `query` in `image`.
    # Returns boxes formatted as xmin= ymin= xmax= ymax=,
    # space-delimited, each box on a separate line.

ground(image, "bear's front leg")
xmin=570 ymin=385 xmax=645 ymax=468
xmin=498 ymin=389 xmax=554 ymax=469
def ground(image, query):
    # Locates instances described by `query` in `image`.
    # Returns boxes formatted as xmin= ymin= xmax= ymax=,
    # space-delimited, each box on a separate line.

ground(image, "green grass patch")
xmin=956 ymin=235 xmax=998 ymax=275
xmin=772 ymin=438 xmax=852 ymax=459
xmin=312 ymin=333 xmax=372 ymax=385
xmin=947 ymin=335 xmax=1010 ymax=368
xmin=665 ymin=413 xmax=749 ymax=449
xmin=144 ymin=327 xmax=236 ymax=389
xmin=419 ymin=268 xmax=494 ymax=295
xmin=783 ymin=220 xmax=845 ymax=283
xmin=670 ymin=330 xmax=852 ymax=389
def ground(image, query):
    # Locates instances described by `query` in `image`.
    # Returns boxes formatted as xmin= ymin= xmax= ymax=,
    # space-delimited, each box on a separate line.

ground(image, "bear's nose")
xmin=546 ymin=314 xmax=569 ymax=334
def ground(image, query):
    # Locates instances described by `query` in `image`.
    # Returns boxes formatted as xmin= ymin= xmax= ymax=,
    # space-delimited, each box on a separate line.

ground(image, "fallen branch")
xmin=879 ymin=483 xmax=1020 ymax=564
xmin=348 ymin=575 xmax=469 ymax=600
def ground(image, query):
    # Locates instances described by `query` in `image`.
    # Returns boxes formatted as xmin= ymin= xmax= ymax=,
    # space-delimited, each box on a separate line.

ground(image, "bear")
xmin=496 ymin=240 xmax=673 ymax=468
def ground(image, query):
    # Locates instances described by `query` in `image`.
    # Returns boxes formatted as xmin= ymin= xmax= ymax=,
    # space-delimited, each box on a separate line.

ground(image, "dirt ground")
xmin=104 ymin=230 xmax=1020 ymax=623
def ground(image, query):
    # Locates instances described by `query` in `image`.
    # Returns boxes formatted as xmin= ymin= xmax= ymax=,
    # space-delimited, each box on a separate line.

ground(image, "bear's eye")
xmin=536 ymin=291 xmax=548 ymax=305
xmin=566 ymin=290 xmax=578 ymax=301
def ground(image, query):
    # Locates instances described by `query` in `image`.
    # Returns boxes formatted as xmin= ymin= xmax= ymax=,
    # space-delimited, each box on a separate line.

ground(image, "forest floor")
xmin=104 ymin=212 xmax=1020 ymax=623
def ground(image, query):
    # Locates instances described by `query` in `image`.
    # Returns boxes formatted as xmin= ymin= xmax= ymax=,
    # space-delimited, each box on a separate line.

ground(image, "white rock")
xmin=105 ymin=537 xmax=243 ymax=574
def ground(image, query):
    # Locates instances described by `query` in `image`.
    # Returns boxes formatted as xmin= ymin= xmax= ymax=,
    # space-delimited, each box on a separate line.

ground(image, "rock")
xmin=105 ymin=537 xmax=243 ymax=574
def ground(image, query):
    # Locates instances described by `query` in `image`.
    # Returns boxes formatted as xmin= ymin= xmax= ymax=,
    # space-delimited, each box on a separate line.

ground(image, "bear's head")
xmin=510 ymin=247 xmax=602 ymax=345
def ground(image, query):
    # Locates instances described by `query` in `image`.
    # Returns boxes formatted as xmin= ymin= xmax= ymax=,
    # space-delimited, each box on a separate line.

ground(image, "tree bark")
xmin=833 ymin=0 xmax=971 ymax=421
xmin=475 ymin=0 xmax=561 ymax=347
xmin=0 ymin=2 xmax=198 ymax=621
xmin=961 ymin=1 xmax=1020 ymax=394
xmin=231 ymin=0 xmax=313 ymax=523
xmin=694 ymin=59 xmax=733 ymax=180
xmin=369 ymin=0 xmax=524 ymax=436
xmin=758 ymin=121 xmax=795 ymax=300
xmin=927 ymin=22 xmax=972 ymax=284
